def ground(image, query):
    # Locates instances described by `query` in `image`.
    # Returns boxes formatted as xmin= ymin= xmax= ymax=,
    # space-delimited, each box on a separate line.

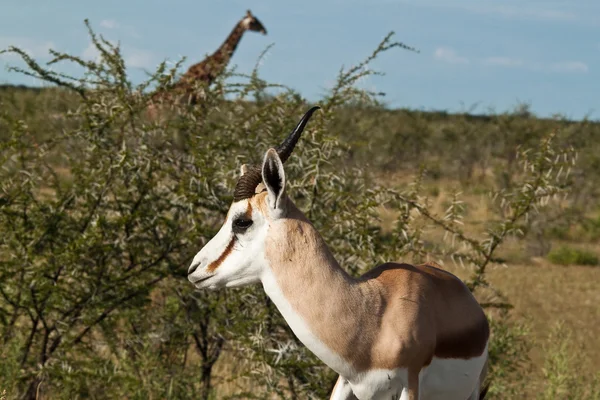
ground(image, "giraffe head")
xmin=242 ymin=10 xmax=267 ymax=35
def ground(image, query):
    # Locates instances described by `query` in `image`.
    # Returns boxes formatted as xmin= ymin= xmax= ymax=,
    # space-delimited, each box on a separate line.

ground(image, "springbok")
xmin=187 ymin=107 xmax=490 ymax=400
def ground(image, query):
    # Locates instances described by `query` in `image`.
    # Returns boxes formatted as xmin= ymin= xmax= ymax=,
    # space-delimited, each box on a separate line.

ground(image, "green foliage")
xmin=486 ymin=315 xmax=531 ymax=398
xmin=539 ymin=322 xmax=600 ymax=400
xmin=0 ymin=19 xmax=595 ymax=400
xmin=582 ymin=213 xmax=600 ymax=241
xmin=547 ymin=246 xmax=599 ymax=266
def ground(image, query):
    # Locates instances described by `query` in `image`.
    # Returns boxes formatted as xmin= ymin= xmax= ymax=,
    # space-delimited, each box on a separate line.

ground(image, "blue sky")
xmin=1 ymin=0 xmax=598 ymax=119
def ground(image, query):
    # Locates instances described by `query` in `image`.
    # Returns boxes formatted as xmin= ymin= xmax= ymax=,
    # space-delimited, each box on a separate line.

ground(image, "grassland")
xmin=1 ymin=75 xmax=599 ymax=399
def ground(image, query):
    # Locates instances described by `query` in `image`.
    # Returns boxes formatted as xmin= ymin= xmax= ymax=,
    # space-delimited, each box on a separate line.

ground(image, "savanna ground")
xmin=1 ymin=28 xmax=599 ymax=399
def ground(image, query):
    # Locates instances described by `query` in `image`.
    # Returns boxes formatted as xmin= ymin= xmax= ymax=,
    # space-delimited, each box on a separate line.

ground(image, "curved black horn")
xmin=233 ymin=165 xmax=262 ymax=202
xmin=276 ymin=106 xmax=320 ymax=163
xmin=232 ymin=107 xmax=320 ymax=202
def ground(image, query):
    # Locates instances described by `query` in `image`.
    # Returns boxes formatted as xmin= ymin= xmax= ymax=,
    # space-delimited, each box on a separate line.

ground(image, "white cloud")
xmin=82 ymin=42 xmax=103 ymax=62
xmin=81 ymin=41 xmax=156 ymax=69
xmin=0 ymin=37 xmax=55 ymax=59
xmin=480 ymin=56 xmax=588 ymax=73
xmin=100 ymin=19 xmax=119 ymax=29
xmin=482 ymin=57 xmax=524 ymax=68
xmin=404 ymin=1 xmax=579 ymax=22
xmin=549 ymin=61 xmax=589 ymax=73
xmin=470 ymin=5 xmax=577 ymax=22
xmin=434 ymin=47 xmax=469 ymax=64
xmin=97 ymin=19 xmax=140 ymax=39
xmin=125 ymin=49 xmax=156 ymax=69
xmin=82 ymin=43 xmax=98 ymax=60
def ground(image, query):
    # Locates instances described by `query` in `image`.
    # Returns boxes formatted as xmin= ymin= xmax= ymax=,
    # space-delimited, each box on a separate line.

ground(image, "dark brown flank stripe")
xmin=434 ymin=317 xmax=490 ymax=359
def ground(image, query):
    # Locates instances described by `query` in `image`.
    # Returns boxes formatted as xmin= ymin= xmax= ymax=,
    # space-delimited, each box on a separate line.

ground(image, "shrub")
xmin=547 ymin=246 xmax=599 ymax=266
xmin=582 ymin=214 xmax=600 ymax=241
xmin=486 ymin=315 xmax=531 ymax=398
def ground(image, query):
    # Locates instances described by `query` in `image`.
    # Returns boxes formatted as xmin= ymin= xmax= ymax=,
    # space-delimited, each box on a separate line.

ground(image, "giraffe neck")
xmin=177 ymin=19 xmax=248 ymax=90
xmin=211 ymin=20 xmax=247 ymax=68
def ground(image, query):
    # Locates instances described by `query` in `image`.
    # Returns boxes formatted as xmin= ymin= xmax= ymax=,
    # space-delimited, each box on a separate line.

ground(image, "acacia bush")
xmin=0 ymin=22 xmax=592 ymax=399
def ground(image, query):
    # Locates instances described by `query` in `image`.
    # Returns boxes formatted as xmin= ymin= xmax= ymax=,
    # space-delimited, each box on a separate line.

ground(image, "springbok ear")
xmin=262 ymin=148 xmax=286 ymax=211
xmin=240 ymin=164 xmax=249 ymax=177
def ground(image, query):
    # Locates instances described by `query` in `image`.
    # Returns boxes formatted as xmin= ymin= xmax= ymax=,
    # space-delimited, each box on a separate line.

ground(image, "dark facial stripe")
xmin=206 ymin=203 xmax=251 ymax=273
xmin=207 ymin=237 xmax=235 ymax=272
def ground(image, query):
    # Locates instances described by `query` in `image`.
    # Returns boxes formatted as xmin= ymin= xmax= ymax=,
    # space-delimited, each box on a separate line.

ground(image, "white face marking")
xmin=187 ymin=199 xmax=268 ymax=289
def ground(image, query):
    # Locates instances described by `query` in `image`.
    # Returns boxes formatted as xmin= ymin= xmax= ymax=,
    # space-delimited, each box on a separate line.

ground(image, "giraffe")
xmin=147 ymin=10 xmax=267 ymax=119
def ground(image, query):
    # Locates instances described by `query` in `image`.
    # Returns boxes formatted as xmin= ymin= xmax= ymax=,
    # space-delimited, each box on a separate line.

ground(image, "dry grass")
xmin=489 ymin=262 xmax=600 ymax=385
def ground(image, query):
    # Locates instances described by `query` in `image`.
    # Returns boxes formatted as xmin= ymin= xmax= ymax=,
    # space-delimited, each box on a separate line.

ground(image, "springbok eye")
xmin=232 ymin=217 xmax=253 ymax=233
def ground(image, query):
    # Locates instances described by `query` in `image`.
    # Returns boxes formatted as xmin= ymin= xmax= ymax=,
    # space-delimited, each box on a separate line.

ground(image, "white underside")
xmin=332 ymin=349 xmax=487 ymax=400
xmin=262 ymin=266 xmax=487 ymax=400
xmin=419 ymin=349 xmax=488 ymax=400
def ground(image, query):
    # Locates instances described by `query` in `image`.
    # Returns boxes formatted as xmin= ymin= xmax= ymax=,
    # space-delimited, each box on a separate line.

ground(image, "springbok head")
xmin=188 ymin=107 xmax=320 ymax=289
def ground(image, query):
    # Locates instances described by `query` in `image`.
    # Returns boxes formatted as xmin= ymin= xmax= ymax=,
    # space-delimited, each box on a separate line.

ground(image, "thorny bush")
xmin=0 ymin=21 xmax=581 ymax=399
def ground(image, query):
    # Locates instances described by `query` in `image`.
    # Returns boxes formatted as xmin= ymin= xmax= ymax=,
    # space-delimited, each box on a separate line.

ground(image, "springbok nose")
xmin=188 ymin=262 xmax=200 ymax=275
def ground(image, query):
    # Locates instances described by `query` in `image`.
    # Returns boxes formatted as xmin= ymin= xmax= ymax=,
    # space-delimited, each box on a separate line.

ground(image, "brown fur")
xmin=250 ymin=192 xmax=489 ymax=374
xmin=364 ymin=263 xmax=490 ymax=361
